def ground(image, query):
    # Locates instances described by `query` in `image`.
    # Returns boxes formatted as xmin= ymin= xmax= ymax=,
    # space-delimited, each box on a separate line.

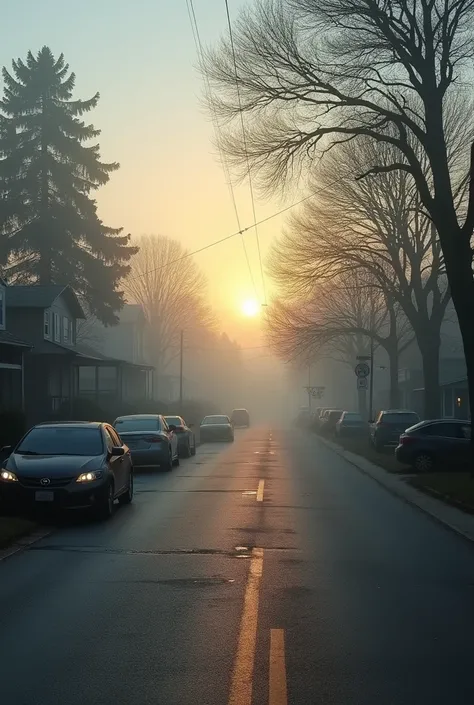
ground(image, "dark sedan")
xmin=335 ymin=412 xmax=366 ymax=438
xmin=0 ymin=422 xmax=133 ymax=519
xmin=113 ymin=415 xmax=179 ymax=471
xmin=200 ymin=415 xmax=234 ymax=443
xmin=164 ymin=416 xmax=196 ymax=458
xmin=395 ymin=419 xmax=471 ymax=472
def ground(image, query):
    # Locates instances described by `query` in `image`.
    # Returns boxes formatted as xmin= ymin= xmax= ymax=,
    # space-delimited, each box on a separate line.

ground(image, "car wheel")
xmin=413 ymin=452 xmax=435 ymax=473
xmin=119 ymin=471 xmax=134 ymax=505
xmin=183 ymin=440 xmax=192 ymax=458
xmin=96 ymin=482 xmax=114 ymax=520
xmin=163 ymin=451 xmax=173 ymax=472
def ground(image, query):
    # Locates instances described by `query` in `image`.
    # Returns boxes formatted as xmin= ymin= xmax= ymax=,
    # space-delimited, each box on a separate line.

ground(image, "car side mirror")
xmin=168 ymin=424 xmax=177 ymax=432
xmin=0 ymin=445 xmax=12 ymax=457
xmin=110 ymin=446 xmax=125 ymax=457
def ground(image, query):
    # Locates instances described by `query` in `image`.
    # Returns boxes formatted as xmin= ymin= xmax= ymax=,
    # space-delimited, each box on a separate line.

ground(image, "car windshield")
xmin=16 ymin=427 xmax=103 ymax=456
xmin=115 ymin=418 xmax=160 ymax=432
xmin=343 ymin=413 xmax=363 ymax=421
xmin=165 ymin=417 xmax=182 ymax=427
xmin=383 ymin=412 xmax=419 ymax=423
xmin=202 ymin=416 xmax=229 ymax=425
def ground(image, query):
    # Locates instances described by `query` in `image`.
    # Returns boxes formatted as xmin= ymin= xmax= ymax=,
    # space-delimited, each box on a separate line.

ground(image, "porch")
xmin=0 ymin=331 xmax=31 ymax=412
xmin=23 ymin=341 xmax=154 ymax=424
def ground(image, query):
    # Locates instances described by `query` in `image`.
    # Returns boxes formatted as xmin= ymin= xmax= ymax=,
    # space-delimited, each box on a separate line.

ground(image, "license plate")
xmin=35 ymin=490 xmax=54 ymax=502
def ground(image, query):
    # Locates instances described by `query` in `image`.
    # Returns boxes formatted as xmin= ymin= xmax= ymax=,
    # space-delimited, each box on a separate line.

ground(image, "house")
xmin=0 ymin=279 xmax=31 ymax=412
xmin=5 ymin=285 xmax=154 ymax=424
xmin=78 ymin=304 xmax=148 ymax=365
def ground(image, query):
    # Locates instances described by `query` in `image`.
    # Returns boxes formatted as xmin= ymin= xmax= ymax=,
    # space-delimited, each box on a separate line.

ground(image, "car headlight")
xmin=0 ymin=470 xmax=18 ymax=483
xmin=76 ymin=470 xmax=103 ymax=483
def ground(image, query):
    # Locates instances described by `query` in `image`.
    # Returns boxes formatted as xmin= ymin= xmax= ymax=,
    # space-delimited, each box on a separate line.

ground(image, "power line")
xmin=126 ymin=188 xmax=319 ymax=283
xmin=185 ymin=0 xmax=259 ymax=302
xmin=224 ymin=0 xmax=267 ymax=305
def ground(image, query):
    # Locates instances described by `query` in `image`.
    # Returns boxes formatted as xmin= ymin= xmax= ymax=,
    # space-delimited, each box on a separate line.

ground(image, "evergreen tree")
xmin=0 ymin=46 xmax=137 ymax=324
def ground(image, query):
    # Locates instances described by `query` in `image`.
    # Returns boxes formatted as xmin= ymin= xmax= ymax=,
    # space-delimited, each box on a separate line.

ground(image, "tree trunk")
xmin=387 ymin=345 xmax=400 ymax=408
xmin=418 ymin=336 xmax=441 ymax=418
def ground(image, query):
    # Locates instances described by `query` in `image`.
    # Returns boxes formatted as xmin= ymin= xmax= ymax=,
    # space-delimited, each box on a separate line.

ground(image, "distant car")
xmin=164 ymin=416 xmax=196 ymax=457
xmin=0 ymin=422 xmax=133 ymax=519
xmin=370 ymin=409 xmax=420 ymax=451
xmin=321 ymin=410 xmax=343 ymax=435
xmin=335 ymin=412 xmax=366 ymax=438
xmin=200 ymin=415 xmax=234 ymax=443
xmin=395 ymin=419 xmax=471 ymax=472
xmin=231 ymin=409 xmax=250 ymax=428
xmin=113 ymin=414 xmax=179 ymax=471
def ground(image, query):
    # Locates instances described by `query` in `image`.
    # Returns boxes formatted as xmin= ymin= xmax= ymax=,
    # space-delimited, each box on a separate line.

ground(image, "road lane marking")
xmin=269 ymin=629 xmax=288 ymax=705
xmin=228 ymin=547 xmax=264 ymax=705
xmin=257 ymin=480 xmax=265 ymax=502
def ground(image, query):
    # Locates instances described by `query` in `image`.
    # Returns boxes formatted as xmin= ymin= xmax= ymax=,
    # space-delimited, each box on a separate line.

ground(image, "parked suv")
xmin=370 ymin=409 xmax=420 ymax=451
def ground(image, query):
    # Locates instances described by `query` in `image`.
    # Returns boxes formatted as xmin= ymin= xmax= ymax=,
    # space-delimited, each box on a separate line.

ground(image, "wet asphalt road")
xmin=1 ymin=427 xmax=474 ymax=705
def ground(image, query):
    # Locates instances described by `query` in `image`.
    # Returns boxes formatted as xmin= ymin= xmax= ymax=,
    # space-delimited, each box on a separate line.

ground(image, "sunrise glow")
xmin=241 ymin=299 xmax=260 ymax=317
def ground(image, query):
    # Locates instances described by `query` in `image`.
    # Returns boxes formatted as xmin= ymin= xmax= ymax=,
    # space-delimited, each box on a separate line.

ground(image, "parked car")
xmin=395 ymin=419 xmax=471 ymax=472
xmin=0 ymin=422 xmax=133 ymax=519
xmin=321 ymin=410 xmax=343 ymax=435
xmin=231 ymin=409 xmax=250 ymax=428
xmin=335 ymin=412 xmax=366 ymax=438
xmin=164 ymin=415 xmax=196 ymax=457
xmin=113 ymin=414 xmax=179 ymax=471
xmin=200 ymin=415 xmax=234 ymax=443
xmin=370 ymin=409 xmax=420 ymax=451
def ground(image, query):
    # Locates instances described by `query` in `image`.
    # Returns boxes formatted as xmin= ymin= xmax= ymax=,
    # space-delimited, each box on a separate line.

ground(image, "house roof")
xmin=6 ymin=285 xmax=85 ymax=319
xmin=31 ymin=339 xmax=154 ymax=370
xmin=0 ymin=329 xmax=32 ymax=348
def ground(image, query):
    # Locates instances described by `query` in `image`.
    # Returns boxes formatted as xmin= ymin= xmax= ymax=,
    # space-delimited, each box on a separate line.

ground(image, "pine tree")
xmin=0 ymin=46 xmax=137 ymax=324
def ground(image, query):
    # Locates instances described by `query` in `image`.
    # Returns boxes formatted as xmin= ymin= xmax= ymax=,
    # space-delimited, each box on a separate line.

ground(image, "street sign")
xmin=357 ymin=377 xmax=368 ymax=390
xmin=304 ymin=386 xmax=325 ymax=399
xmin=355 ymin=362 xmax=370 ymax=378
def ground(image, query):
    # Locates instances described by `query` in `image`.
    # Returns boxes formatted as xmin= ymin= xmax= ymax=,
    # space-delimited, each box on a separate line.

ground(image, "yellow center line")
xmin=257 ymin=479 xmax=265 ymax=502
xmin=228 ymin=548 xmax=264 ymax=705
xmin=269 ymin=629 xmax=288 ymax=705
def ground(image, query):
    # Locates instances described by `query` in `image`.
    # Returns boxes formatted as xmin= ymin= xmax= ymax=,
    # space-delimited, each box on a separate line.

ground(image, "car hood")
xmin=7 ymin=454 xmax=103 ymax=476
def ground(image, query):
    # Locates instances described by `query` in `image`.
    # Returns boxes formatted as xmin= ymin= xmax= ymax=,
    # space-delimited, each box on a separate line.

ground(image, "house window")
xmin=44 ymin=310 xmax=50 ymax=338
xmin=63 ymin=317 xmax=70 ymax=343
xmin=78 ymin=366 xmax=96 ymax=393
xmin=53 ymin=312 xmax=60 ymax=342
xmin=98 ymin=366 xmax=117 ymax=392
xmin=0 ymin=286 xmax=4 ymax=330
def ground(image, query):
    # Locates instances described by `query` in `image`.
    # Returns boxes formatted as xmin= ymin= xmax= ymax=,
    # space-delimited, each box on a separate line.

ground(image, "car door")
xmin=422 ymin=422 xmax=466 ymax=466
xmin=162 ymin=418 xmax=177 ymax=458
xmin=105 ymin=426 xmax=127 ymax=492
xmin=457 ymin=424 xmax=471 ymax=467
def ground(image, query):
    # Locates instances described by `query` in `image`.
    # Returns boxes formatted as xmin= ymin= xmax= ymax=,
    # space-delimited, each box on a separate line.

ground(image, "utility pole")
xmin=179 ymin=329 xmax=183 ymax=408
xmin=308 ymin=364 xmax=312 ymax=412
xmin=369 ymin=336 xmax=375 ymax=421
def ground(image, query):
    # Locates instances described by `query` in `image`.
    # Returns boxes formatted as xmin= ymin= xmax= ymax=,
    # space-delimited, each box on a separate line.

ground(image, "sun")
xmin=241 ymin=299 xmax=260 ymax=317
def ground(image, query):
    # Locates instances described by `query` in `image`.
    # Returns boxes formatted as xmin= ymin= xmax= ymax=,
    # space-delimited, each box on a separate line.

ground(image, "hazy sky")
xmin=2 ymin=0 xmax=288 ymax=339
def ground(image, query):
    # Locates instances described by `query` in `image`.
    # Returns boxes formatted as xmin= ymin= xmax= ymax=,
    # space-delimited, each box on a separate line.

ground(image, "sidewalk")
xmin=318 ymin=436 xmax=474 ymax=543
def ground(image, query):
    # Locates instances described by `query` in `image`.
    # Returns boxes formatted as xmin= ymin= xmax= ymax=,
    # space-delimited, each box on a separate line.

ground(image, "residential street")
xmin=1 ymin=427 xmax=474 ymax=705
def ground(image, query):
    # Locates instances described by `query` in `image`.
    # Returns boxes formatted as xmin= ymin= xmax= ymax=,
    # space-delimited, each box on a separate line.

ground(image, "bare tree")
xmin=124 ymin=235 xmax=215 ymax=393
xmin=205 ymin=0 xmax=474 ymax=425
xmin=266 ymin=270 xmax=412 ymax=410
xmin=269 ymin=136 xmax=450 ymax=415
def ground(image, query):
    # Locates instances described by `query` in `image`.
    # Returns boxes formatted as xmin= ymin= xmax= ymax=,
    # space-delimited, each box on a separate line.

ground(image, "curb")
xmin=0 ymin=526 xmax=52 ymax=562
xmin=316 ymin=435 xmax=474 ymax=545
